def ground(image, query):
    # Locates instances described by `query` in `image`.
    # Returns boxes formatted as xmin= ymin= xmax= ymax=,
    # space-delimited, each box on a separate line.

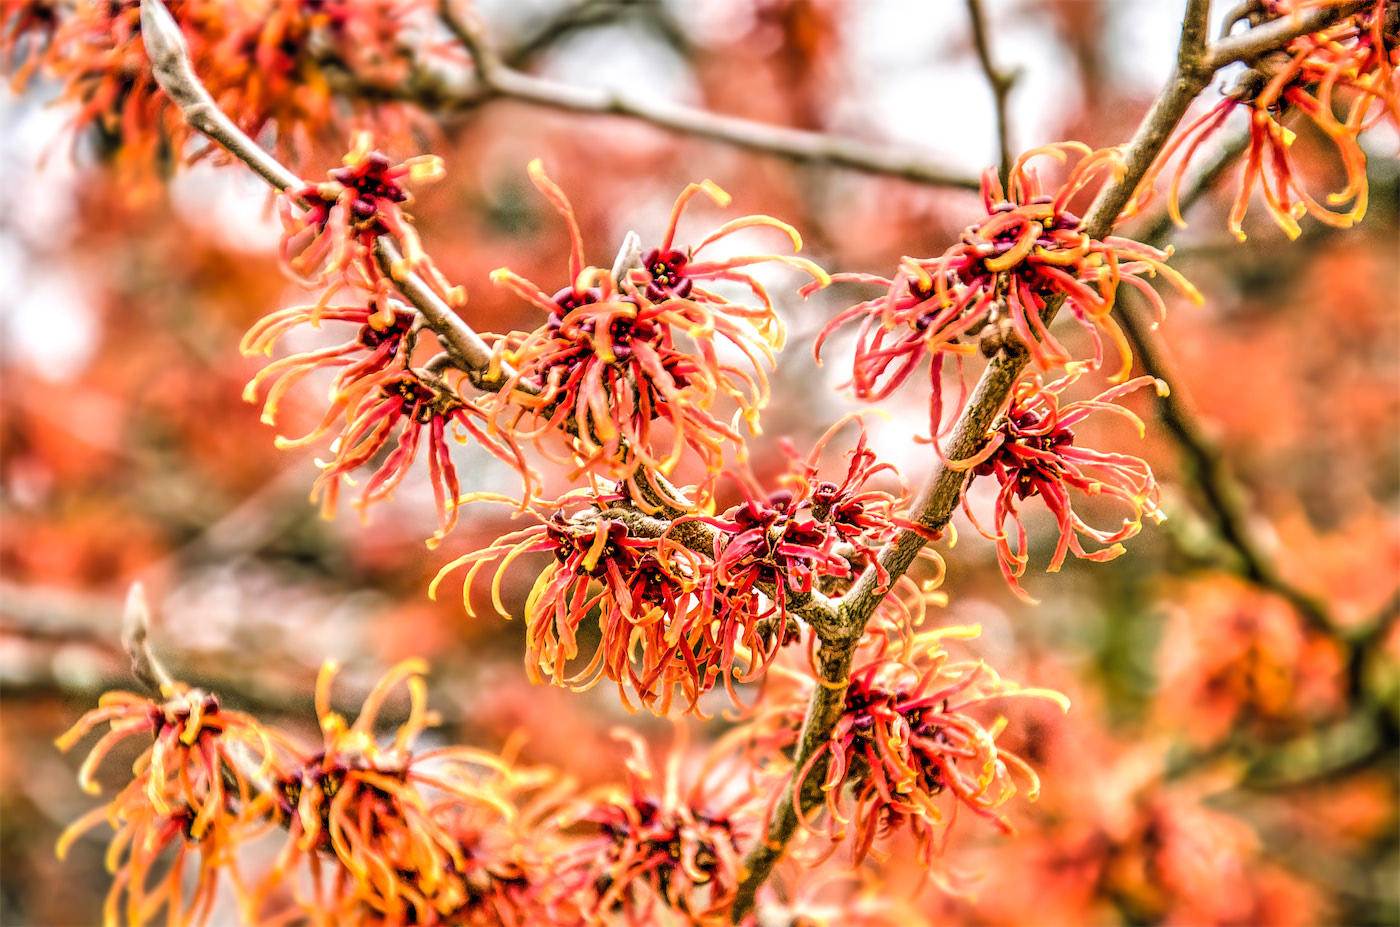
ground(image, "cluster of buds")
xmin=742 ymin=629 xmax=1068 ymax=871
xmin=487 ymin=162 xmax=828 ymax=507
xmin=1131 ymin=0 xmax=1398 ymax=240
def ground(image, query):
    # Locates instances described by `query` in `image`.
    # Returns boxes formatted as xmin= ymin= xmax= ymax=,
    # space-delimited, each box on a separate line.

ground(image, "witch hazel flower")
xmin=955 ymin=364 xmax=1167 ymax=603
xmin=241 ymin=296 xmax=532 ymax=541
xmin=486 ymin=161 xmax=828 ymax=507
xmin=258 ymin=659 xmax=546 ymax=925
xmin=548 ymin=729 xmax=750 ymax=926
xmin=55 ymin=680 xmax=289 ymax=926
xmin=817 ymin=144 xmax=1200 ymax=435
xmin=743 ymin=629 xmax=1067 ymax=871
xmin=1130 ymin=1 xmax=1398 ymax=240
xmin=281 ymin=132 xmax=462 ymax=314
xmin=428 ymin=488 xmax=727 ymax=714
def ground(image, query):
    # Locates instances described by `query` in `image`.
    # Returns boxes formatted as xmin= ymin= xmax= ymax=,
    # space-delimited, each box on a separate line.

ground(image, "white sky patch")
xmin=0 ymin=251 xmax=99 ymax=380
xmin=171 ymin=158 xmax=284 ymax=254
xmin=540 ymin=22 xmax=701 ymax=106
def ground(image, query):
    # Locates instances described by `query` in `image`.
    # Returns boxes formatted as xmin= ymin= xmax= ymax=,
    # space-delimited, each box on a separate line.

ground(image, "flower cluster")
xmin=1132 ymin=0 xmax=1398 ymax=240
xmin=486 ymin=161 xmax=828 ymax=504
xmin=280 ymin=133 xmax=462 ymax=309
xmin=743 ymin=629 xmax=1068 ymax=870
xmin=550 ymin=730 xmax=749 ymax=926
xmin=2 ymin=0 xmax=438 ymax=180
xmin=242 ymin=139 xmax=537 ymax=539
xmin=57 ymin=660 xmax=570 ymax=926
xmin=432 ymin=422 xmax=925 ymax=713
xmin=817 ymin=144 xmax=1199 ymax=437
xmin=955 ymin=365 xmax=1166 ymax=602
xmin=55 ymin=683 xmax=284 ymax=925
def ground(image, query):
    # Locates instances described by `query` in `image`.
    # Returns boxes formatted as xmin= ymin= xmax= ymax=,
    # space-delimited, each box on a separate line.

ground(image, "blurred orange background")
xmin=1 ymin=1 xmax=1396 ymax=924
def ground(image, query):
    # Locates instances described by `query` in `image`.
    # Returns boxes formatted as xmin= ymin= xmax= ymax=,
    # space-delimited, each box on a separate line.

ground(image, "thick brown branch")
xmin=438 ymin=1 xmax=981 ymax=191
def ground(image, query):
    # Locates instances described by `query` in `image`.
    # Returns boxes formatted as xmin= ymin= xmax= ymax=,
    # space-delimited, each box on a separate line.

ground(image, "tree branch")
xmin=438 ymin=0 xmax=982 ymax=191
xmin=965 ymin=0 xmax=1018 ymax=189
xmin=731 ymin=3 xmax=1219 ymax=916
xmin=1206 ymin=0 xmax=1367 ymax=69
xmin=140 ymin=0 xmax=507 ymax=389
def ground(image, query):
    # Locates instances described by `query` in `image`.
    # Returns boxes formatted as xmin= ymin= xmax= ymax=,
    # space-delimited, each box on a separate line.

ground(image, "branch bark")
xmin=438 ymin=0 xmax=982 ymax=191
xmin=965 ymin=0 xmax=1018 ymax=189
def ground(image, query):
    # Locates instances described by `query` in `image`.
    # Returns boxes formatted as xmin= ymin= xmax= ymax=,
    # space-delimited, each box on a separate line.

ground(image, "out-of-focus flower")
xmin=1 ymin=0 xmax=439 ymax=181
xmin=743 ymin=628 xmax=1067 ymax=871
xmin=259 ymin=659 xmax=550 ymax=925
xmin=241 ymin=297 xmax=531 ymax=540
xmin=1131 ymin=1 xmax=1398 ymax=240
xmin=956 ymin=365 xmax=1166 ymax=603
xmin=1155 ymin=576 xmax=1346 ymax=743
xmin=55 ymin=684 xmax=285 ymax=926
xmin=817 ymin=143 xmax=1199 ymax=435
xmin=487 ymin=161 xmax=827 ymax=504
xmin=548 ymin=729 xmax=750 ymax=926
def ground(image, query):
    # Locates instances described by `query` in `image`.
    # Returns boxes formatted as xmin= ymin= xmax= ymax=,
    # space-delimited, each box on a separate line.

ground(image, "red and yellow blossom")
xmin=431 ymin=424 xmax=930 ymax=714
xmin=548 ymin=729 xmax=750 ymax=926
xmin=429 ymin=489 xmax=743 ymax=714
xmin=817 ymin=143 xmax=1199 ymax=435
xmin=241 ymin=297 xmax=531 ymax=540
xmin=280 ymin=133 xmax=462 ymax=311
xmin=255 ymin=659 xmax=548 ymax=925
xmin=955 ymin=365 xmax=1167 ymax=603
xmin=1131 ymin=1 xmax=1398 ymax=240
xmin=55 ymin=683 xmax=288 ymax=926
xmin=743 ymin=629 xmax=1067 ymax=870
xmin=486 ymin=161 xmax=828 ymax=504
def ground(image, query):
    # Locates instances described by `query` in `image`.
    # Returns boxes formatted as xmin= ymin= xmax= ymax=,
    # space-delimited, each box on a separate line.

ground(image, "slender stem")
xmin=438 ymin=0 xmax=981 ymax=191
xmin=965 ymin=0 xmax=1018 ymax=189
xmin=121 ymin=582 xmax=174 ymax=696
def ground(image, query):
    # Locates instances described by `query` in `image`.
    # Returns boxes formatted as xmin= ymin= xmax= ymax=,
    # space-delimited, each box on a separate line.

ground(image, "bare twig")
xmin=438 ymin=0 xmax=982 ymax=191
xmin=965 ymin=0 xmax=1019 ymax=189
xmin=120 ymin=583 xmax=175 ymax=696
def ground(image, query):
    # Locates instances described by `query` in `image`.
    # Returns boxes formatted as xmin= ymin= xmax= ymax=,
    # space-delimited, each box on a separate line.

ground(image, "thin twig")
xmin=1119 ymin=130 xmax=1334 ymax=635
xmin=120 ymin=582 xmax=175 ymax=696
xmin=438 ymin=0 xmax=982 ymax=191
xmin=965 ymin=0 xmax=1018 ymax=189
